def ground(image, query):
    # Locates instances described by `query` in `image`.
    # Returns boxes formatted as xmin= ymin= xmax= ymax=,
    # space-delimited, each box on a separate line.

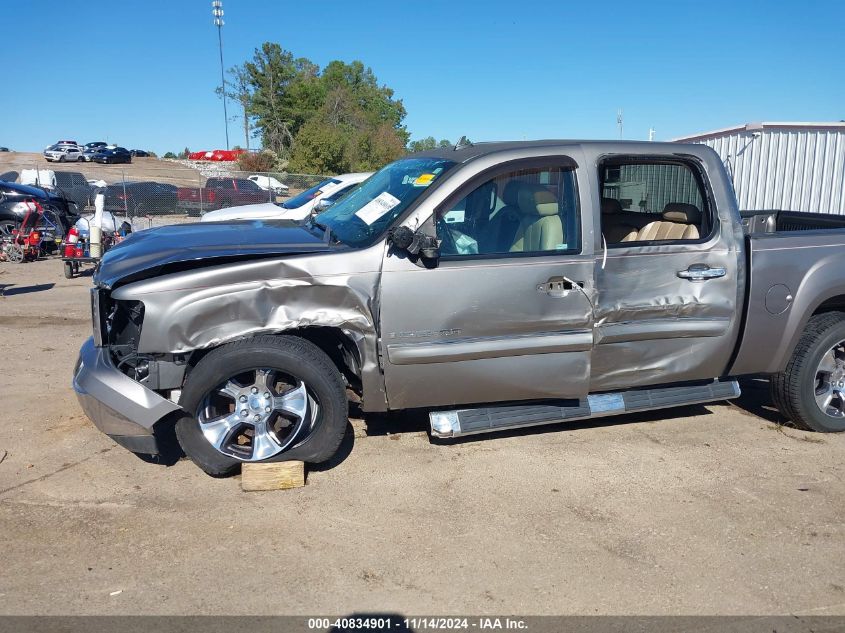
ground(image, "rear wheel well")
xmin=184 ymin=328 xmax=362 ymax=393
xmin=813 ymin=295 xmax=845 ymax=316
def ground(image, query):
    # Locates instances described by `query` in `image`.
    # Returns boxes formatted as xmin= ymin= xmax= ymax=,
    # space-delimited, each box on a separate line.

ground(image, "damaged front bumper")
xmin=72 ymin=337 xmax=182 ymax=455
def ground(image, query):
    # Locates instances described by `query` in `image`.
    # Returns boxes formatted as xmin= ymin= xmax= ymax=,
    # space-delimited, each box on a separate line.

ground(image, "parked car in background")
xmin=55 ymin=140 xmax=79 ymax=147
xmin=44 ymin=145 xmax=84 ymax=162
xmin=177 ymin=177 xmax=269 ymax=214
xmin=104 ymin=181 xmax=178 ymax=216
xmin=92 ymin=147 xmax=132 ymax=164
xmin=82 ymin=147 xmax=103 ymax=162
xmin=85 ymin=142 xmax=107 ymax=150
xmin=130 ymin=149 xmax=151 ymax=157
xmin=247 ymin=174 xmax=289 ymax=196
xmin=0 ymin=147 xmax=10 ymax=152
xmin=54 ymin=171 xmax=93 ymax=211
xmin=201 ymin=172 xmax=372 ymax=222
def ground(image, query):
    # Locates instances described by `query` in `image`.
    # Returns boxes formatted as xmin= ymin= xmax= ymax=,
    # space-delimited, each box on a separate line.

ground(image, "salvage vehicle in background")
xmin=177 ymin=177 xmax=269 ymax=214
xmin=0 ymin=180 xmax=79 ymax=236
xmin=74 ymin=140 xmax=845 ymax=477
xmin=104 ymin=182 xmax=177 ymax=216
xmin=92 ymin=147 xmax=132 ymax=164
xmin=44 ymin=145 xmax=84 ymax=162
xmin=201 ymin=172 xmax=371 ymax=222
xmin=247 ymin=174 xmax=289 ymax=196
xmin=54 ymin=171 xmax=93 ymax=211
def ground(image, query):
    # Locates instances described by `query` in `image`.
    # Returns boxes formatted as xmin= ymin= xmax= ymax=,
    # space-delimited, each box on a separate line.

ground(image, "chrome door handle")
xmin=677 ymin=264 xmax=726 ymax=281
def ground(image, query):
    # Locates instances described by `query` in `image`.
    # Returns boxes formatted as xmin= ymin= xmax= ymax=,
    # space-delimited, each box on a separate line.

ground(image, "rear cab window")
xmin=599 ymin=159 xmax=714 ymax=246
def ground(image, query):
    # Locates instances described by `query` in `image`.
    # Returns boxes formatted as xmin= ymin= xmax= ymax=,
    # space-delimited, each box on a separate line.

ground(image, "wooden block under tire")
xmin=241 ymin=461 xmax=305 ymax=491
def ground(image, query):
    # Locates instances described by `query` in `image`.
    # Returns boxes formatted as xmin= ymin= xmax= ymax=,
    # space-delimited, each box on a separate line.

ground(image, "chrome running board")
xmin=429 ymin=379 xmax=740 ymax=438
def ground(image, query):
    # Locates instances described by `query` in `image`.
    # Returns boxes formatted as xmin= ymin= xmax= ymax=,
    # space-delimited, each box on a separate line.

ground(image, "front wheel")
xmin=771 ymin=312 xmax=845 ymax=432
xmin=175 ymin=335 xmax=348 ymax=476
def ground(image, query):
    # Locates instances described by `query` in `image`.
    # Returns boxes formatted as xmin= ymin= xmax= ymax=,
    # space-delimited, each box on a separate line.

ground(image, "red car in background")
xmin=187 ymin=149 xmax=247 ymax=162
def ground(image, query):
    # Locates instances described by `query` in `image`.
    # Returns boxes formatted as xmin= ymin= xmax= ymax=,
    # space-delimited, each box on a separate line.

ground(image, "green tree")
xmin=242 ymin=43 xmax=410 ymax=173
xmin=216 ymin=64 xmax=254 ymax=150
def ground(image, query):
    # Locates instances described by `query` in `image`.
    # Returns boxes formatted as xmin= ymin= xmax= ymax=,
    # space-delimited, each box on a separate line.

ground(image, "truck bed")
xmin=740 ymin=209 xmax=845 ymax=234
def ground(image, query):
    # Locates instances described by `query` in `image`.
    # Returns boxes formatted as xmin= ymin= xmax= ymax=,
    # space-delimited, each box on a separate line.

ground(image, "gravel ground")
xmin=0 ymin=257 xmax=843 ymax=616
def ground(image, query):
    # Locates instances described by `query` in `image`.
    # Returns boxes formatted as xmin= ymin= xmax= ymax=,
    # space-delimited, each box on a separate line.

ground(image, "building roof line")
xmin=672 ymin=121 xmax=845 ymax=142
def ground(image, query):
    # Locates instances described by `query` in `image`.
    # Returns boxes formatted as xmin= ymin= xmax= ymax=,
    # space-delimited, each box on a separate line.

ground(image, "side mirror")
xmin=313 ymin=198 xmax=332 ymax=213
xmin=387 ymin=226 xmax=439 ymax=262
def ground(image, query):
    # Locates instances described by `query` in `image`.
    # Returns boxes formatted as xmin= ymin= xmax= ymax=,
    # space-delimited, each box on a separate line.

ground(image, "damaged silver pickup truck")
xmin=74 ymin=140 xmax=845 ymax=475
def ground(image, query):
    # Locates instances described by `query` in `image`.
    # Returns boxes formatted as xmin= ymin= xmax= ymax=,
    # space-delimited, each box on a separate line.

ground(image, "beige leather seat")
xmin=622 ymin=202 xmax=701 ymax=242
xmin=601 ymin=197 xmax=638 ymax=243
xmin=509 ymin=184 xmax=564 ymax=252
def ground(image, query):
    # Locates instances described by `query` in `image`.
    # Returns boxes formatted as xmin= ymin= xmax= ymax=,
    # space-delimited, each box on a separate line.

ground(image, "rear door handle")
xmin=677 ymin=264 xmax=726 ymax=281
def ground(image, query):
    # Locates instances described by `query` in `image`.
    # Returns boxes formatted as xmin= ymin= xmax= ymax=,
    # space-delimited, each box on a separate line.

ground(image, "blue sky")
xmin=2 ymin=0 xmax=842 ymax=154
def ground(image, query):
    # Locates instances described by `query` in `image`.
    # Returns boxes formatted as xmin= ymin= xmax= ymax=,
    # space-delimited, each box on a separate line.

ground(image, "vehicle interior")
xmin=437 ymin=166 xmax=580 ymax=256
xmin=599 ymin=160 xmax=712 ymax=245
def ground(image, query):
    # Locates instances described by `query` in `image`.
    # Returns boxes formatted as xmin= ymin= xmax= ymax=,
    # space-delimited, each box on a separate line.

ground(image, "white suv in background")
xmin=44 ymin=145 xmax=84 ymax=162
xmin=201 ymin=172 xmax=372 ymax=222
xmin=247 ymin=174 xmax=289 ymax=195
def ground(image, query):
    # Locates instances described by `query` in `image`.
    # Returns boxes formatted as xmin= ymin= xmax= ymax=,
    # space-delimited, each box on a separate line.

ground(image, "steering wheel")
xmin=435 ymin=216 xmax=458 ymax=255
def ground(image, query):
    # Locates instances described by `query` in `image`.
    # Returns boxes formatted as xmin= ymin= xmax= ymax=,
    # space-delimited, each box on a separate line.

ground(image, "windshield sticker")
xmin=355 ymin=191 xmax=401 ymax=225
xmin=413 ymin=173 xmax=436 ymax=187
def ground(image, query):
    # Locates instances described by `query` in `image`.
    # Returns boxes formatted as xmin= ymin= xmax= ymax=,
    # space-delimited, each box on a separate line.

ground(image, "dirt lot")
xmin=0 ymin=152 xmax=207 ymax=188
xmin=0 ymin=257 xmax=844 ymax=616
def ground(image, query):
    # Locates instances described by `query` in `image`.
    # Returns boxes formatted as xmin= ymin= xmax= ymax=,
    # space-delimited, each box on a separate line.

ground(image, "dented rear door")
xmin=589 ymin=153 xmax=744 ymax=391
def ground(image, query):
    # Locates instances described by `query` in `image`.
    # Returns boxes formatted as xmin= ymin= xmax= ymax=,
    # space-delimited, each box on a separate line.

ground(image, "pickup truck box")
xmin=176 ymin=177 xmax=271 ymax=214
xmin=73 ymin=140 xmax=845 ymax=476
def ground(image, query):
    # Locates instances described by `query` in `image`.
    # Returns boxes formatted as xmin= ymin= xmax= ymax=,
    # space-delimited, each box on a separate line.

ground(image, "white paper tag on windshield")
xmin=354 ymin=191 xmax=401 ymax=225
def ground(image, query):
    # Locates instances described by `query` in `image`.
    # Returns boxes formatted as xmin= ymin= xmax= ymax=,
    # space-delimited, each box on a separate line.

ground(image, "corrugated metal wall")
xmin=686 ymin=128 xmax=845 ymax=214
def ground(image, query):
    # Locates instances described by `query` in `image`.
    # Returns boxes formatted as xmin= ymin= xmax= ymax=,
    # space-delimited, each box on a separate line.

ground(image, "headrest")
xmin=502 ymin=180 xmax=522 ymax=207
xmin=662 ymin=202 xmax=701 ymax=224
xmin=517 ymin=184 xmax=558 ymax=217
xmin=601 ymin=197 xmax=623 ymax=215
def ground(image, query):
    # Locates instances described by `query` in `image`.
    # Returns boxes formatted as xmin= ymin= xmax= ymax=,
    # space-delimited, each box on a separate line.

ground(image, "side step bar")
xmin=429 ymin=380 xmax=740 ymax=438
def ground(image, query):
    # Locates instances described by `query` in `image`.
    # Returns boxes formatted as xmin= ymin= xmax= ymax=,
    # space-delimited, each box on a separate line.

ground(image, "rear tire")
xmin=175 ymin=335 xmax=348 ymax=477
xmin=771 ymin=311 xmax=845 ymax=432
xmin=63 ymin=261 xmax=74 ymax=278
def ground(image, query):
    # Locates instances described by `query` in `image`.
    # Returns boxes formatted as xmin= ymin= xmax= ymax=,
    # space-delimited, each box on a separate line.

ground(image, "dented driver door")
xmin=379 ymin=157 xmax=595 ymax=410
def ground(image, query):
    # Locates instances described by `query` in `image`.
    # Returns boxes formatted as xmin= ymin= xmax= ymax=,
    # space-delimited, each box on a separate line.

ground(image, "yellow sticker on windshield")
xmin=413 ymin=173 xmax=436 ymax=187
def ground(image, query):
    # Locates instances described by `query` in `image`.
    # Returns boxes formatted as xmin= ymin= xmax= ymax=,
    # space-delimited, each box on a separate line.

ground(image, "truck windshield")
xmin=315 ymin=157 xmax=456 ymax=247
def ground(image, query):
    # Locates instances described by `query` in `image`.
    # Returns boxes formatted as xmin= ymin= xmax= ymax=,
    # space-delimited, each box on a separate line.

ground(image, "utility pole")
xmin=617 ymin=109 xmax=624 ymax=139
xmin=212 ymin=1 xmax=230 ymax=150
xmin=648 ymin=127 xmax=655 ymax=142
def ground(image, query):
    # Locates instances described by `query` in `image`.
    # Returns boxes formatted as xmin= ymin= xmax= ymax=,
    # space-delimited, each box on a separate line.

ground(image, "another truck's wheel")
xmin=175 ymin=335 xmax=348 ymax=476
xmin=771 ymin=312 xmax=845 ymax=432
xmin=63 ymin=261 xmax=74 ymax=279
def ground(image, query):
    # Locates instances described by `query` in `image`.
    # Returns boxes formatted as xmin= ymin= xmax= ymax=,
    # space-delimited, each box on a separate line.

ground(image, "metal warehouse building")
xmin=672 ymin=122 xmax=845 ymax=214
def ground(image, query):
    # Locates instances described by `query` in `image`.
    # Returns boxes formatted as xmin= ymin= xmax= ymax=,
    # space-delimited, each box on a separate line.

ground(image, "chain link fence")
xmin=8 ymin=158 xmax=328 ymax=226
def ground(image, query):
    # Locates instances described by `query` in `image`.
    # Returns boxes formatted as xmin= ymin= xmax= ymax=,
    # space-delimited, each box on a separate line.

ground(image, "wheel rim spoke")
xmin=814 ymin=340 xmax=845 ymax=419
xmin=272 ymin=383 xmax=308 ymax=421
xmin=201 ymin=412 xmax=242 ymax=451
xmin=218 ymin=380 xmax=241 ymax=400
xmin=253 ymin=369 xmax=274 ymax=393
xmin=251 ymin=418 xmax=282 ymax=461
xmin=817 ymin=350 xmax=837 ymax=375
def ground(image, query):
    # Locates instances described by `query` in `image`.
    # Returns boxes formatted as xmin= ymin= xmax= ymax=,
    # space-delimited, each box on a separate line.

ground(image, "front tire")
xmin=175 ymin=335 xmax=348 ymax=476
xmin=771 ymin=312 xmax=845 ymax=432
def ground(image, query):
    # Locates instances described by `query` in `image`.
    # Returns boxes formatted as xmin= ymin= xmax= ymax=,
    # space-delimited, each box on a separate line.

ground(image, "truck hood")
xmin=95 ymin=219 xmax=341 ymax=288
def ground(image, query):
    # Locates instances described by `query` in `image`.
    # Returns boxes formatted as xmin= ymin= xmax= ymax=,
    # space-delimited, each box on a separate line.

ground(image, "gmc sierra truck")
xmin=74 ymin=140 xmax=845 ymax=476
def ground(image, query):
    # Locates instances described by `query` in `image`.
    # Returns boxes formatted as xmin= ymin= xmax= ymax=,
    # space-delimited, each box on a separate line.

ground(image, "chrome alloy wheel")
xmin=813 ymin=341 xmax=845 ymax=418
xmin=197 ymin=368 xmax=318 ymax=461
